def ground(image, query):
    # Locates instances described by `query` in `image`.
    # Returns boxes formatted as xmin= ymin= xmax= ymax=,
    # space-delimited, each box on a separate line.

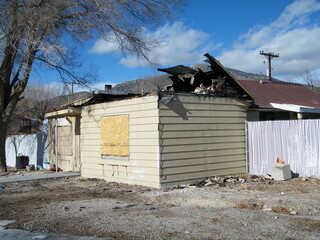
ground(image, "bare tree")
xmin=10 ymin=81 xmax=65 ymax=133
xmin=0 ymin=0 xmax=186 ymax=172
xmin=302 ymin=68 xmax=319 ymax=92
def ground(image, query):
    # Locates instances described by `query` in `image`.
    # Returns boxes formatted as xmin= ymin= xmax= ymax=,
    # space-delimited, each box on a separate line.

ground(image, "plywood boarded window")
xmin=100 ymin=115 xmax=129 ymax=157
xmin=57 ymin=125 xmax=73 ymax=156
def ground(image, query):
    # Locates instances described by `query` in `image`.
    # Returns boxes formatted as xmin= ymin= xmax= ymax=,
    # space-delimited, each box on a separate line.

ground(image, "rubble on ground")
xmin=185 ymin=175 xmax=275 ymax=188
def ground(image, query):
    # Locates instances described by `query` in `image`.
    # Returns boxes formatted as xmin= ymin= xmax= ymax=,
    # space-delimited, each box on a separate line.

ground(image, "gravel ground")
xmin=0 ymin=174 xmax=319 ymax=240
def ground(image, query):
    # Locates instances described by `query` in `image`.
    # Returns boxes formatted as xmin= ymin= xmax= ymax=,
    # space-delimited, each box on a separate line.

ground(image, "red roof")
xmin=237 ymin=80 xmax=320 ymax=109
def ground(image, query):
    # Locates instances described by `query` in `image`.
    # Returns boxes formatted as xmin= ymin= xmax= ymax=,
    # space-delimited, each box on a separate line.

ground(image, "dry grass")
xmin=235 ymin=202 xmax=264 ymax=210
xmin=210 ymin=217 xmax=221 ymax=223
xmin=271 ymin=206 xmax=291 ymax=214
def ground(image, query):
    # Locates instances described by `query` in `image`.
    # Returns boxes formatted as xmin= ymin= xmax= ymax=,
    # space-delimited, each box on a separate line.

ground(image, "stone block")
xmin=271 ymin=164 xmax=292 ymax=181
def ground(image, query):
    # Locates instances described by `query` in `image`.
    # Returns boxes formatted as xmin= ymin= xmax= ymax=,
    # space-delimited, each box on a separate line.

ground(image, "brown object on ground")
xmin=49 ymin=167 xmax=63 ymax=172
xmin=276 ymin=157 xmax=285 ymax=164
xmin=0 ymin=175 xmax=319 ymax=239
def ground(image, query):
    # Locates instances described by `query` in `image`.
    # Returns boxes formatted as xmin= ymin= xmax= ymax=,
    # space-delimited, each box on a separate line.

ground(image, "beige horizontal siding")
xmin=82 ymin=96 xmax=157 ymax=110
xmin=80 ymin=157 xmax=159 ymax=168
xmin=160 ymin=109 xmax=247 ymax=118
xmin=159 ymin=95 xmax=247 ymax=187
xmin=160 ymin=135 xmax=244 ymax=146
xmin=81 ymin=108 xmax=159 ymax=119
xmin=80 ymin=95 xmax=160 ymax=187
xmin=160 ymin=104 xmax=246 ymax=111
xmin=81 ymin=106 xmax=157 ymax=120
xmin=163 ymin=160 xmax=245 ymax=175
xmin=81 ymin=163 xmax=160 ymax=188
xmin=160 ymin=123 xmax=244 ymax=132
xmin=130 ymin=117 xmax=159 ymax=125
xmin=160 ymin=117 xmax=246 ymax=124
xmin=82 ymin=162 xmax=159 ymax=175
xmin=130 ymin=131 xmax=159 ymax=139
xmin=162 ymin=142 xmax=245 ymax=153
xmin=161 ymin=148 xmax=245 ymax=161
xmin=160 ymin=129 xmax=245 ymax=138
xmin=161 ymin=154 xmax=246 ymax=168
xmin=161 ymin=167 xmax=246 ymax=185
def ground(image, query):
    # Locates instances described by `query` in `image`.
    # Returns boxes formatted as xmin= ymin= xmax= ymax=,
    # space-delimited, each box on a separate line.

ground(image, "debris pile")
xmin=186 ymin=175 xmax=274 ymax=188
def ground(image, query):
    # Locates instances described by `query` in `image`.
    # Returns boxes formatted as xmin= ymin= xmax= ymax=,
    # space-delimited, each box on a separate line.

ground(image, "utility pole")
xmin=260 ymin=51 xmax=279 ymax=81
xmin=64 ymin=81 xmax=75 ymax=97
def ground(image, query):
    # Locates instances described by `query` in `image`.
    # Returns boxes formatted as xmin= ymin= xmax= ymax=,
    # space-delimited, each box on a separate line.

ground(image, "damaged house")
xmin=44 ymin=54 xmax=263 ymax=188
xmin=45 ymin=54 xmax=253 ymax=188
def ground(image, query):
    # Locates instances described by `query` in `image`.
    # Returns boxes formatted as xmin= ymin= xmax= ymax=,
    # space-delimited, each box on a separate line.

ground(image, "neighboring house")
xmin=5 ymin=91 xmax=92 ymax=169
xmin=238 ymin=80 xmax=320 ymax=121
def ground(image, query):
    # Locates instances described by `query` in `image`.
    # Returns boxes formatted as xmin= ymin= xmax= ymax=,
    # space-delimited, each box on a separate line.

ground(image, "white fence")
xmin=5 ymin=133 xmax=48 ymax=168
xmin=247 ymin=119 xmax=320 ymax=178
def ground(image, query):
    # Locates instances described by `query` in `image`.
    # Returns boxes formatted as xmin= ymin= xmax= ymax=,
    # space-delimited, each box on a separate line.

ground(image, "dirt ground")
xmin=0 ymin=173 xmax=319 ymax=240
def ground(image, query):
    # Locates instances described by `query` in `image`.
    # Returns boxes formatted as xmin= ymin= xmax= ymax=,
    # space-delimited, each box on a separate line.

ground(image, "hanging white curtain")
xmin=247 ymin=119 xmax=320 ymax=178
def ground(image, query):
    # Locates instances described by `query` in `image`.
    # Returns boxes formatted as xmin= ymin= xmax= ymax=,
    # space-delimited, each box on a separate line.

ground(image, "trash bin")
xmin=16 ymin=156 xmax=29 ymax=169
xmin=43 ymin=162 xmax=51 ymax=170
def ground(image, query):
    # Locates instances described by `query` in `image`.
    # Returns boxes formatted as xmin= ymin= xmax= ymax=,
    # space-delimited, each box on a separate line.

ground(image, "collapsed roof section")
xmin=158 ymin=53 xmax=253 ymax=100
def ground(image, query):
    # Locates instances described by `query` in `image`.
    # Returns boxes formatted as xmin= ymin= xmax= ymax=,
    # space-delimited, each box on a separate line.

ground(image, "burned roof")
xmin=80 ymin=91 xmax=139 ymax=107
xmin=46 ymin=91 xmax=92 ymax=110
xmin=158 ymin=65 xmax=198 ymax=75
xmin=157 ymin=53 xmax=253 ymax=100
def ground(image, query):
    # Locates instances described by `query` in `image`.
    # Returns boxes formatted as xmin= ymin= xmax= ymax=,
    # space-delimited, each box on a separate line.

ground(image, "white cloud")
xmin=88 ymin=0 xmax=320 ymax=82
xmin=276 ymin=0 xmax=320 ymax=27
xmin=237 ymin=0 xmax=320 ymax=49
xmin=90 ymin=36 xmax=121 ymax=54
xmin=220 ymin=0 xmax=320 ymax=81
xmin=90 ymin=22 xmax=218 ymax=67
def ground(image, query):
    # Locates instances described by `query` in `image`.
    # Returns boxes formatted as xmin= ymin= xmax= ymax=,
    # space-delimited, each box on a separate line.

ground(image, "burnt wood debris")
xmin=158 ymin=53 xmax=251 ymax=100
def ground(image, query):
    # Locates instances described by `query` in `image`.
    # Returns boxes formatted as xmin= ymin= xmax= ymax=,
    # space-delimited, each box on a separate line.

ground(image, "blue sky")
xmin=36 ymin=0 xmax=320 ymax=91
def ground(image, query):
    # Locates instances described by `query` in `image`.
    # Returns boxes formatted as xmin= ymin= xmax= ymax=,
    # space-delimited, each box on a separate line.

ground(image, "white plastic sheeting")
xmin=247 ymin=119 xmax=320 ymax=178
xmin=5 ymin=133 xmax=48 ymax=168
